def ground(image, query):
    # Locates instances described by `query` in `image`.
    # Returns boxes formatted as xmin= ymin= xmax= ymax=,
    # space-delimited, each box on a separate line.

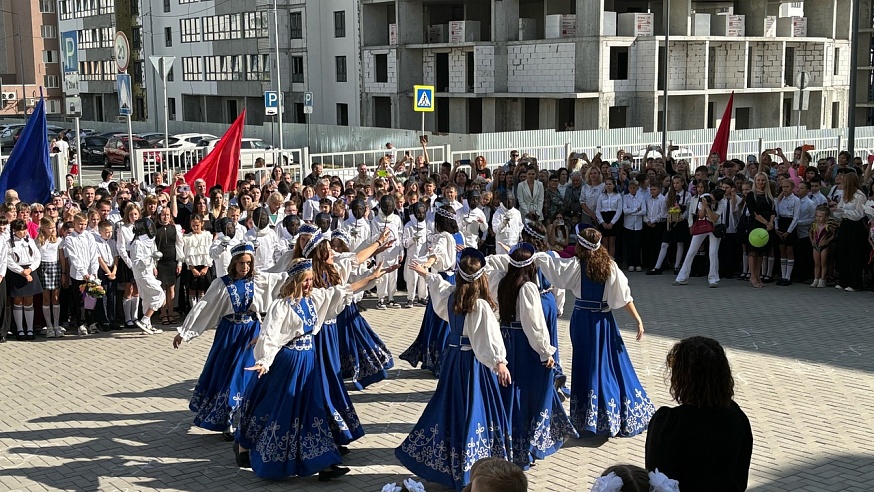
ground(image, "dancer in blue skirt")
xmin=536 ymin=227 xmax=655 ymax=438
xmin=399 ymin=204 xmax=462 ymax=377
xmin=173 ymin=243 xmax=285 ymax=438
xmin=330 ymin=228 xmax=394 ymax=390
xmin=235 ymin=258 xmax=389 ymax=480
xmin=493 ymin=243 xmax=578 ymax=468
xmin=397 ymin=248 xmax=512 ymax=491
xmin=301 ymin=229 xmax=394 ymax=448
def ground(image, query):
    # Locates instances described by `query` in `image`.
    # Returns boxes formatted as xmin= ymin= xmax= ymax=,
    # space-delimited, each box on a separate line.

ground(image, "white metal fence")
xmin=132 ymin=147 xmax=306 ymax=187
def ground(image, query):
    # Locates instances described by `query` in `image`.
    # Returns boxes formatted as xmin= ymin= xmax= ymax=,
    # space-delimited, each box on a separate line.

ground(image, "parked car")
xmin=12 ymin=125 xmax=66 ymax=147
xmin=203 ymin=137 xmax=292 ymax=167
xmin=103 ymin=135 xmax=162 ymax=169
xmin=632 ymin=146 xmax=696 ymax=167
xmin=0 ymin=123 xmax=25 ymax=150
xmin=76 ymin=136 xmax=109 ymax=165
xmin=159 ymin=133 xmax=217 ymax=149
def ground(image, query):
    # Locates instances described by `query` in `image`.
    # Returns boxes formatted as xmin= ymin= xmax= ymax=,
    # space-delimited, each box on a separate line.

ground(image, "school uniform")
xmin=38 ymin=239 xmax=62 ymax=334
xmin=643 ymin=194 xmax=667 ymax=270
xmin=774 ymin=193 xmax=802 ymax=283
xmin=622 ymin=191 xmax=646 ymax=268
xmin=0 ymin=241 xmax=9 ymax=341
xmin=8 ymin=236 xmax=42 ymax=337
xmin=402 ymin=217 xmax=431 ymax=304
xmin=95 ymin=236 xmax=120 ymax=329
xmin=793 ymin=195 xmax=817 ymax=282
xmin=370 ymin=211 xmax=404 ymax=306
xmin=596 ymin=193 xmax=623 ymax=237
xmin=62 ymin=231 xmax=98 ymax=333
xmin=717 ymin=195 xmax=742 ymax=279
xmin=183 ymin=231 xmax=215 ymax=293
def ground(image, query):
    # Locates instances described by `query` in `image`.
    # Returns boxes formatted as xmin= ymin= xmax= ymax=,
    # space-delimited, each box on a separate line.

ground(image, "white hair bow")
xmin=403 ymin=478 xmax=426 ymax=492
xmin=590 ymin=472 xmax=624 ymax=492
xmin=648 ymin=469 xmax=680 ymax=492
xmin=381 ymin=483 xmax=402 ymax=492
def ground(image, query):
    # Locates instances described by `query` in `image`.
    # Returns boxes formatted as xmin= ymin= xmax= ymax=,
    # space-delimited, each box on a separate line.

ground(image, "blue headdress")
xmin=456 ymin=247 xmax=487 ymax=282
xmin=302 ymin=232 xmax=327 ymax=258
xmin=287 ymin=259 xmax=313 ymax=278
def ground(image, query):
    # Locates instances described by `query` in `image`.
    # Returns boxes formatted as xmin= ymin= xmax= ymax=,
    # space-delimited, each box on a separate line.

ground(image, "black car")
xmin=77 ymin=136 xmax=109 ymax=165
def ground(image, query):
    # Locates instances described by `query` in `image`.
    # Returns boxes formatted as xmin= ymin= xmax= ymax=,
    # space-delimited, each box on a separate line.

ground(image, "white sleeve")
xmin=0 ymin=242 xmax=7 ymax=278
xmin=466 ymin=299 xmax=508 ymax=370
xmin=518 ymin=283 xmax=556 ymax=361
xmin=175 ymin=225 xmax=185 ymax=265
xmin=177 ymin=279 xmax=233 ymax=341
xmin=430 ymin=233 xmax=455 ymax=271
xmin=605 ymin=261 xmax=633 ymax=310
xmin=424 ymin=273 xmax=455 ymax=322
xmin=29 ymin=241 xmax=42 ymax=272
xmin=536 ymin=253 xmax=581 ymax=292
xmin=209 ymin=237 xmax=227 ymax=260
xmin=309 ymin=284 xmax=355 ymax=322
xmin=333 ymin=252 xmax=361 ymax=284
xmin=253 ymin=298 xmax=296 ymax=371
xmin=492 ymin=208 xmax=507 ymax=233
xmin=117 ymin=226 xmax=133 ymax=268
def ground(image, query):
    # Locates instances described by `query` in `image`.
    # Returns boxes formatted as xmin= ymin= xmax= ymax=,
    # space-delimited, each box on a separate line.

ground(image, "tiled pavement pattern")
xmin=1 ymin=274 xmax=873 ymax=492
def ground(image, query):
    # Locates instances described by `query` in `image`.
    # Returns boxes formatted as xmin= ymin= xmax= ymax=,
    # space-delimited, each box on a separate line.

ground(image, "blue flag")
xmin=0 ymin=97 xmax=52 ymax=204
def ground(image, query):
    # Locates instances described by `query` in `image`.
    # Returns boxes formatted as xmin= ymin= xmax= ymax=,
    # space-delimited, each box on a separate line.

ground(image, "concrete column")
xmin=806 ymin=0 xmax=837 ymax=39
xmin=493 ymin=0 xmax=520 ymax=42
xmin=575 ymin=99 xmax=599 ymax=130
xmin=576 ymin=0 xmax=604 ymax=36
xmin=669 ymin=0 xmax=692 ymax=36
xmin=449 ymin=98 xmax=468 ymax=134
xmin=397 ymin=0 xmax=424 ymax=44
xmin=481 ymin=98 xmax=497 ymax=133
xmin=539 ymin=98 xmax=558 ymax=131
xmin=734 ymin=0 xmax=771 ymax=37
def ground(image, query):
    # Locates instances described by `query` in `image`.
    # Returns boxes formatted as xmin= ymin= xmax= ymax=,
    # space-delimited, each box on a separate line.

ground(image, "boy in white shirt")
xmin=95 ymin=221 xmax=120 ymax=331
xmin=622 ymin=179 xmax=647 ymax=271
xmin=371 ymin=194 xmax=403 ymax=309
xmin=458 ymin=191 xmax=488 ymax=249
xmin=61 ymin=214 xmax=99 ymax=335
xmin=402 ymin=203 xmax=430 ymax=308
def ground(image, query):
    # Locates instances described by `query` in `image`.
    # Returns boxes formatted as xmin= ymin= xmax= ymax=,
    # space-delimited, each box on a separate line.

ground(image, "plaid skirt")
xmin=38 ymin=261 xmax=61 ymax=290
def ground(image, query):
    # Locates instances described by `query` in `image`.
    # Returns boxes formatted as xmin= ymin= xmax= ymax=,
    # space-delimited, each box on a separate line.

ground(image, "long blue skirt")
xmin=568 ymin=309 xmax=655 ymax=437
xmin=399 ymin=274 xmax=456 ymax=377
xmin=189 ymin=318 xmax=259 ymax=432
xmin=315 ymin=320 xmax=365 ymax=445
xmin=395 ymin=347 xmax=512 ymax=491
xmin=337 ymin=302 xmax=394 ymax=390
xmin=500 ymin=327 xmax=577 ymax=468
xmin=236 ymin=337 xmax=342 ymax=479
xmin=541 ymin=292 xmax=569 ymax=396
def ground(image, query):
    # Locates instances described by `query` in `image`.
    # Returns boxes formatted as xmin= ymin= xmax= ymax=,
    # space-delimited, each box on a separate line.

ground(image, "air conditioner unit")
xmin=25 ymin=98 xmax=36 ymax=107
xmin=115 ymin=115 xmax=127 ymax=123
xmin=1 ymin=92 xmax=16 ymax=101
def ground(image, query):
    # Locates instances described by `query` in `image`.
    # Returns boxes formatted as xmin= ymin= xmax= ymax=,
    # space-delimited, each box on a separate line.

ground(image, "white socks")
xmin=675 ymin=244 xmax=685 ymax=268
xmin=654 ymin=243 xmax=669 ymax=269
xmin=13 ymin=305 xmax=23 ymax=334
xmin=23 ymin=305 xmax=33 ymax=334
xmin=42 ymin=305 xmax=52 ymax=328
xmin=786 ymin=260 xmax=794 ymax=279
xmin=53 ymin=305 xmax=60 ymax=328
xmin=122 ymin=298 xmax=133 ymax=322
xmin=780 ymin=258 xmax=788 ymax=278
xmin=742 ymin=253 xmax=749 ymax=274
xmin=129 ymin=297 xmax=140 ymax=321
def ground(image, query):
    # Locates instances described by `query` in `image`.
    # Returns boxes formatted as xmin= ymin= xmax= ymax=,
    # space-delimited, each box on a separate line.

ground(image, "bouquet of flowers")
xmin=79 ymin=277 xmax=106 ymax=299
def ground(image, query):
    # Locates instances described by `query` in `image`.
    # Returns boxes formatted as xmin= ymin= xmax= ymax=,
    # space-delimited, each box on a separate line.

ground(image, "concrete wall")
xmin=507 ymin=42 xmax=575 ymax=93
xmin=362 ymin=48 xmax=397 ymax=94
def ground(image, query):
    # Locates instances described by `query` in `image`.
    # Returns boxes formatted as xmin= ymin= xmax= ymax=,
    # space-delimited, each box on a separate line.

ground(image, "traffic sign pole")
xmin=413 ymin=85 xmax=434 ymax=147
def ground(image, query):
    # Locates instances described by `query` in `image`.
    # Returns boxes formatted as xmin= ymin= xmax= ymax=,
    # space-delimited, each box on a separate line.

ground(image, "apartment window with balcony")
xmin=205 ymin=55 xmax=243 ymax=81
xmin=246 ymin=54 xmax=270 ymax=81
xmin=834 ymin=48 xmax=840 ymax=76
xmin=243 ymin=11 xmax=269 ymax=38
xmin=99 ymin=0 xmax=114 ymax=15
xmin=203 ymin=14 xmax=241 ymax=41
xmin=291 ymin=56 xmax=304 ymax=83
xmin=290 ymin=12 xmax=303 ymax=39
xmin=337 ymin=103 xmax=349 ymax=126
xmin=163 ymin=0 xmax=170 ymax=13
xmin=609 ymin=47 xmax=629 ymax=80
xmin=39 ymin=0 xmax=55 ymax=13
xmin=180 ymin=18 xmax=200 ymax=43
xmin=168 ymin=98 xmax=176 ymax=120
xmin=375 ymin=54 xmax=388 ymax=83
xmin=131 ymin=0 xmax=139 ymax=15
xmin=42 ymin=50 xmax=59 ymax=63
xmin=44 ymin=75 xmax=59 ymax=88
xmin=132 ymin=27 xmax=143 ymax=51
xmin=334 ymin=11 xmax=346 ymax=38
xmin=165 ymin=27 xmax=172 ymax=47
xmin=336 ymin=56 xmax=347 ymax=82
xmin=41 ymin=25 xmax=57 ymax=39
xmin=183 ymin=57 xmax=202 ymax=81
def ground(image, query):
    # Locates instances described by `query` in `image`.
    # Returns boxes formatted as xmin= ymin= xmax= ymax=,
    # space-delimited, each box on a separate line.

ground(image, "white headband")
xmin=577 ymin=235 xmax=602 ymax=251
xmin=435 ymin=207 xmax=457 ymax=221
xmin=456 ymin=265 xmax=486 ymax=282
xmin=523 ymin=222 xmax=546 ymax=242
xmin=590 ymin=470 xmax=680 ymax=492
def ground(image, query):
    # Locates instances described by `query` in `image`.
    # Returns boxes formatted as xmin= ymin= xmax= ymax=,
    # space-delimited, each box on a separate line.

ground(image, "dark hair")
xmin=666 ymin=336 xmax=735 ymax=408
xmin=434 ymin=204 xmax=459 ymax=234
xmin=453 ymin=254 xmax=495 ymax=314
xmin=521 ymin=221 xmax=548 ymax=252
xmin=600 ymin=464 xmax=649 ymax=492
xmin=497 ymin=247 xmax=537 ymax=324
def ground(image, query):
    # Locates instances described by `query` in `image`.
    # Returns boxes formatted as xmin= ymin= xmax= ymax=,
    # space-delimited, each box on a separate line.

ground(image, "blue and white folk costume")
xmin=536 ymin=249 xmax=655 ymax=438
xmin=395 ymin=270 xmax=512 ymax=491
xmin=177 ymin=244 xmax=286 ymax=432
xmin=399 ymin=229 xmax=461 ymax=377
xmin=236 ymin=268 xmax=355 ymax=479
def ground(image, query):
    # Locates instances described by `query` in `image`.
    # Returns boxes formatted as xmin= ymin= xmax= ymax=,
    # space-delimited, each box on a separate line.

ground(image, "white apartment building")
xmin=360 ymin=0 xmax=852 ymax=134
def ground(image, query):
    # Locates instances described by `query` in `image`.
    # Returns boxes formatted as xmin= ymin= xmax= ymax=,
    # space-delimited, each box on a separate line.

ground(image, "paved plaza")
xmin=0 ymin=274 xmax=872 ymax=492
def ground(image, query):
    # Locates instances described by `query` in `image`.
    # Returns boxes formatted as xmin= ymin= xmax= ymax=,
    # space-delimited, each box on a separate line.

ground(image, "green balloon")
xmin=749 ymin=228 xmax=769 ymax=248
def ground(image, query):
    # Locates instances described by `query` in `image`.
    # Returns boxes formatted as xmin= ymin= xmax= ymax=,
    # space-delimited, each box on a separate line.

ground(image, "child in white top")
xmin=371 ymin=194 xmax=404 ymax=309
xmin=130 ymin=218 xmax=165 ymax=334
xmin=37 ymin=218 xmax=63 ymax=337
xmin=62 ymin=214 xmax=99 ymax=335
xmin=183 ymin=215 xmax=214 ymax=309
xmin=96 ymin=221 xmax=119 ymax=330
xmin=402 ymin=203 xmax=430 ymax=307
xmin=9 ymin=219 xmax=42 ymax=340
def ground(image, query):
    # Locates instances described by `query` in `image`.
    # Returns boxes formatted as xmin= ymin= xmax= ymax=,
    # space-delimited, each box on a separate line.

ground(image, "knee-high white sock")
xmin=122 ymin=298 xmax=132 ymax=322
xmin=766 ymin=256 xmax=775 ymax=276
xmin=780 ymin=258 xmax=788 ymax=278
xmin=42 ymin=305 xmax=52 ymax=328
xmin=654 ymin=243 xmax=669 ymax=269
xmin=742 ymin=253 xmax=749 ymax=274
xmin=13 ymin=306 xmax=23 ymax=334
xmin=23 ymin=305 xmax=34 ymax=333
xmin=787 ymin=260 xmax=795 ymax=279
xmin=129 ymin=297 xmax=140 ymax=321
xmin=52 ymin=304 xmax=60 ymax=327
xmin=675 ymin=244 xmax=685 ymax=267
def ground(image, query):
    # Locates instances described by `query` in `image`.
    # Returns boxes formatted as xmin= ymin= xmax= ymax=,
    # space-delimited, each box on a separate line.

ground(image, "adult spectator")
xmin=98 ymin=169 xmax=114 ymax=190
xmin=354 ymin=164 xmax=372 ymax=187
xmin=170 ymin=181 xmax=194 ymax=232
xmin=301 ymin=178 xmax=334 ymax=222
xmin=302 ymin=162 xmax=323 ymax=187
xmin=503 ymin=149 xmax=520 ymax=172
xmin=646 ymin=336 xmax=753 ymax=492
xmin=80 ymin=186 xmax=97 ymax=211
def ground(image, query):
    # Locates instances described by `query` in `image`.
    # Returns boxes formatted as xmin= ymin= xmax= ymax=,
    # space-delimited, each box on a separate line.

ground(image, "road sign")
xmin=795 ymin=71 xmax=811 ymax=90
xmin=148 ymin=55 xmax=175 ymax=80
xmin=117 ymin=74 xmax=132 ymax=116
xmin=265 ymin=91 xmax=279 ymax=116
xmin=114 ymin=31 xmax=130 ymax=73
xmin=66 ymin=96 xmax=81 ymax=115
xmin=61 ymin=31 xmax=80 ymax=95
xmin=414 ymin=85 xmax=435 ymax=112
xmin=303 ymin=91 xmax=314 ymax=114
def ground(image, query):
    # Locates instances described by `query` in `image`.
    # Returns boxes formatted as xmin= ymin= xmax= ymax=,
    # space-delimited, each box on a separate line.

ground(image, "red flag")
xmin=185 ymin=109 xmax=246 ymax=192
xmin=709 ymin=92 xmax=734 ymax=162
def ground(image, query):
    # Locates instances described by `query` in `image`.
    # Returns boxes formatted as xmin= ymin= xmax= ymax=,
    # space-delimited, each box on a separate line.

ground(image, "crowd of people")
xmin=0 ymin=139 xmax=793 ymax=491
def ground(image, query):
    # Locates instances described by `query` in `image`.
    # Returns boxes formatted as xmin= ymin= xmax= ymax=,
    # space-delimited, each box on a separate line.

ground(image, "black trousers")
xmin=836 ymin=219 xmax=868 ymax=290
xmin=641 ymin=222 xmax=665 ymax=269
xmin=718 ymin=233 xmax=741 ymax=278
xmin=97 ymin=271 xmax=118 ymax=327
xmin=0 ymin=278 xmax=8 ymax=336
xmin=623 ymin=228 xmax=642 ymax=268
xmin=792 ymin=236 xmax=814 ymax=282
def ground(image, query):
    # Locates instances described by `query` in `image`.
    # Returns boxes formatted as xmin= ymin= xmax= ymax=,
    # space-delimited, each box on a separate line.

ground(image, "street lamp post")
xmin=1 ymin=10 xmax=27 ymax=120
xmin=273 ymin=0 xmax=284 ymax=150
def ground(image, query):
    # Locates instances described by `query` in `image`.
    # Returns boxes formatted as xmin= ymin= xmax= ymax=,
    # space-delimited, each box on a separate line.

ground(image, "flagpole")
xmin=661 ymin=0 xmax=670 ymax=155
xmin=75 ymin=117 xmax=82 ymax=187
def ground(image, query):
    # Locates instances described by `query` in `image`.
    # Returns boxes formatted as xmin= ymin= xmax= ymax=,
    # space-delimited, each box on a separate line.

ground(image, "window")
xmin=290 ymin=12 xmax=303 ymax=39
xmin=291 ymin=56 xmax=304 ymax=83
xmin=167 ymin=66 xmax=174 ymax=82
xmin=834 ymin=48 xmax=840 ymax=76
xmin=132 ymin=60 xmax=144 ymax=84
xmin=832 ymin=101 xmax=840 ymax=128
xmin=41 ymin=25 xmax=57 ymax=38
xmin=203 ymin=14 xmax=241 ymax=41
xmin=608 ymin=106 xmax=627 ymax=129
xmin=42 ymin=50 xmax=59 ymax=63
xmin=375 ymin=54 xmax=388 ymax=83
xmin=243 ymin=11 xmax=269 ymax=38
xmin=47 ymin=99 xmax=62 ymax=114
xmin=180 ymin=18 xmax=200 ymax=43
xmin=246 ymin=54 xmax=270 ymax=81
xmin=39 ymin=0 xmax=55 ymax=13
xmin=336 ymin=56 xmax=347 ymax=82
xmin=183 ymin=56 xmax=202 ymax=81
xmin=334 ymin=11 xmax=346 ymax=38
xmin=609 ymin=47 xmax=629 ymax=80
xmin=44 ymin=75 xmax=59 ymax=88
xmin=165 ymin=27 xmax=172 ymax=47
xmin=168 ymin=98 xmax=176 ymax=120
xmin=205 ymin=55 xmax=243 ymax=81
xmin=131 ymin=0 xmax=139 ymax=15
xmin=132 ymin=27 xmax=142 ymax=51
xmin=337 ymin=103 xmax=349 ymax=126
xmin=163 ymin=0 xmax=170 ymax=13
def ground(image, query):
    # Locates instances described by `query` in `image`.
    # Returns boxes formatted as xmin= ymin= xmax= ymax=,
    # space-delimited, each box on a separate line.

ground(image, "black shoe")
xmin=338 ymin=445 xmax=350 ymax=456
xmin=16 ymin=332 xmax=25 ymax=341
xmin=26 ymin=333 xmax=35 ymax=341
xmin=222 ymin=431 xmax=235 ymax=442
xmin=673 ymin=268 xmax=680 ymax=275
xmin=645 ymin=268 xmax=662 ymax=275
xmin=233 ymin=442 xmax=251 ymax=468
xmin=762 ymin=276 xmax=774 ymax=284
xmin=318 ymin=465 xmax=350 ymax=482
xmin=0 ymin=336 xmax=5 ymax=343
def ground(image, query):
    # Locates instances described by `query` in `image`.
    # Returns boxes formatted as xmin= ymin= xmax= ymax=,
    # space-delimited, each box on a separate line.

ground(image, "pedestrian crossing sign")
xmin=414 ymin=85 xmax=435 ymax=112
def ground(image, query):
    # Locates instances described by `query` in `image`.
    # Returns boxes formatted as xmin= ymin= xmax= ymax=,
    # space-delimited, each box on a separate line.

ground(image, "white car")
xmin=633 ymin=146 xmax=695 ymax=166
xmin=158 ymin=133 xmax=217 ymax=167
xmin=203 ymin=137 xmax=293 ymax=168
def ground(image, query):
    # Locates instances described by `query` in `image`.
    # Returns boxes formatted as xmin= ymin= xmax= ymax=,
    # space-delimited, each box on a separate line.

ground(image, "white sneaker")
xmin=817 ymin=279 xmax=827 ymax=288
xmin=810 ymin=279 xmax=819 ymax=288
xmin=845 ymin=286 xmax=855 ymax=292
xmin=635 ymin=266 xmax=643 ymax=272
xmin=835 ymin=285 xmax=843 ymax=290
xmin=134 ymin=318 xmax=154 ymax=334
xmin=46 ymin=328 xmax=56 ymax=338
xmin=77 ymin=325 xmax=88 ymax=336
xmin=628 ymin=266 xmax=635 ymax=272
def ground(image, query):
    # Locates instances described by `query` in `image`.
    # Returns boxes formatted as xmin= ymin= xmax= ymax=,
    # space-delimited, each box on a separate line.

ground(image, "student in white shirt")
xmin=371 ymin=195 xmax=404 ymax=309
xmin=595 ymin=177 xmax=623 ymax=258
xmin=0 ymin=218 xmax=8 ymax=342
xmin=95 ymin=221 xmax=120 ymax=331
xmin=60 ymin=214 xmax=97 ymax=336
xmin=37 ymin=218 xmax=63 ymax=337
xmin=492 ymin=191 xmax=523 ymax=254
xmin=458 ymin=191 xmax=488 ymax=249
xmin=183 ymin=215 xmax=215 ymax=309
xmin=8 ymin=219 xmax=41 ymax=340
xmin=643 ymin=182 xmax=667 ymax=273
xmin=621 ymin=179 xmax=647 ymax=272
xmin=130 ymin=218 xmax=165 ymax=334
xmin=402 ymin=203 xmax=431 ymax=308
xmin=774 ymin=179 xmax=802 ymax=285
